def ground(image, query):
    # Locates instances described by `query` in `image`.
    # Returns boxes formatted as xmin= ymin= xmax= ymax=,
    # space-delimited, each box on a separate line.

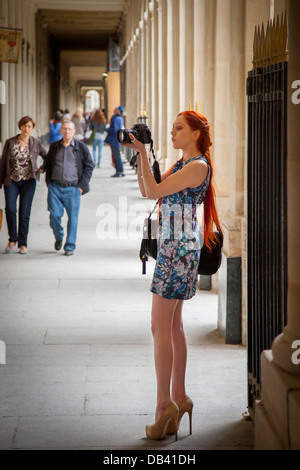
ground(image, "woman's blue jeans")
xmin=4 ymin=178 xmax=37 ymax=247
xmin=47 ymin=182 xmax=81 ymax=251
xmin=92 ymin=139 xmax=104 ymax=166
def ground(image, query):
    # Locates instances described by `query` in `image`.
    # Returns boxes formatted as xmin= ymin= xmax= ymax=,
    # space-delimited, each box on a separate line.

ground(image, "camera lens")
xmin=117 ymin=129 xmax=127 ymax=143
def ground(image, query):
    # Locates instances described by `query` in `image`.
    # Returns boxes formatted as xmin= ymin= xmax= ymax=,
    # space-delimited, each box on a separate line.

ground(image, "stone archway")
xmin=81 ymin=86 xmax=105 ymax=117
xmin=85 ymin=90 xmax=100 ymax=112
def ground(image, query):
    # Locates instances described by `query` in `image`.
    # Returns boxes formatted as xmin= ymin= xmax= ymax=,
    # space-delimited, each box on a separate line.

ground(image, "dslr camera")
xmin=117 ymin=123 xmax=152 ymax=145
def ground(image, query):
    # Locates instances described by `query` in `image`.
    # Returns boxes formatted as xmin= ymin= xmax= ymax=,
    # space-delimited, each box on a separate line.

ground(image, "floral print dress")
xmin=150 ymin=156 xmax=210 ymax=300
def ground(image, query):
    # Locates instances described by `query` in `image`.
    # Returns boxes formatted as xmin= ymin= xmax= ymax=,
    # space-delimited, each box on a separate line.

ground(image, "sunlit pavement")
xmin=0 ymin=144 xmax=254 ymax=450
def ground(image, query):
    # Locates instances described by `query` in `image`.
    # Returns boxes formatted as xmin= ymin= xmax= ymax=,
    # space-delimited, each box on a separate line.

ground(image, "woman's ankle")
xmin=155 ymin=399 xmax=171 ymax=421
xmin=171 ymin=391 xmax=187 ymax=405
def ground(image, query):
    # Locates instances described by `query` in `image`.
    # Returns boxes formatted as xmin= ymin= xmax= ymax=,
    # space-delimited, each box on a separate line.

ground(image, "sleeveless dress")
xmin=150 ymin=156 xmax=210 ymax=300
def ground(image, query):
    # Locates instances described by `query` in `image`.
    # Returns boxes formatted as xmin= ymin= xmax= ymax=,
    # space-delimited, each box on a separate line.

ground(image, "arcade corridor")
xmin=1 ymin=0 xmax=300 ymax=451
xmin=0 ymin=145 xmax=253 ymax=450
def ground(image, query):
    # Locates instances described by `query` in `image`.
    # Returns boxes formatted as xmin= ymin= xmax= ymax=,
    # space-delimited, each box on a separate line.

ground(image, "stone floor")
xmin=0 ymin=145 xmax=254 ymax=451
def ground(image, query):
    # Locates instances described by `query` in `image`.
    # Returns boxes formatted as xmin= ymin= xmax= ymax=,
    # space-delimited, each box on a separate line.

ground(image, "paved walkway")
xmin=0 ymin=145 xmax=254 ymax=450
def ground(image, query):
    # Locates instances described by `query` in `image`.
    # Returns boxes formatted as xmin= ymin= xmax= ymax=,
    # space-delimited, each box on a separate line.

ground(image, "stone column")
xmin=125 ymin=3 xmax=134 ymax=126
xmin=193 ymin=0 xmax=205 ymax=115
xmin=156 ymin=0 xmax=168 ymax=164
xmin=0 ymin=0 xmax=9 ymax=142
xmin=166 ymin=0 xmax=180 ymax=166
xmin=156 ymin=0 xmax=162 ymax=155
xmin=149 ymin=1 xmax=158 ymax=143
xmin=137 ymin=25 xmax=142 ymax=119
xmin=182 ymin=0 xmax=194 ymax=110
xmin=144 ymin=9 xmax=150 ymax=120
xmin=16 ymin=0 xmax=23 ymax=121
xmin=139 ymin=15 xmax=145 ymax=118
xmin=178 ymin=0 xmax=186 ymax=110
xmin=203 ymin=0 xmax=215 ymax=120
xmin=106 ymin=72 xmax=121 ymax=120
xmin=214 ymin=0 xmax=243 ymax=344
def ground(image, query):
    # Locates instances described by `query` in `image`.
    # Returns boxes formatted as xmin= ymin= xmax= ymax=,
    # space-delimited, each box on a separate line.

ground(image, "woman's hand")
xmin=121 ymin=133 xmax=150 ymax=198
xmin=120 ymin=133 xmax=146 ymax=155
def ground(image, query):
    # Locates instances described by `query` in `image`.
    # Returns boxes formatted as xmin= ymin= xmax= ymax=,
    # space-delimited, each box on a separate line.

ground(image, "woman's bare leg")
xmin=151 ymin=293 xmax=178 ymax=422
xmin=170 ymin=300 xmax=187 ymax=404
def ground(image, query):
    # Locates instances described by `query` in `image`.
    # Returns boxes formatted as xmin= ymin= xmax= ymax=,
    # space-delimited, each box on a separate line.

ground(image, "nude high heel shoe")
xmin=145 ymin=400 xmax=179 ymax=440
xmin=167 ymin=395 xmax=194 ymax=436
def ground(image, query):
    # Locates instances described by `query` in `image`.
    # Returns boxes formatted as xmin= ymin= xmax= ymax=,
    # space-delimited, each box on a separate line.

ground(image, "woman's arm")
xmin=40 ymin=141 xmax=48 ymax=158
xmin=123 ymin=135 xmax=208 ymax=199
xmin=0 ymin=139 xmax=9 ymax=187
xmin=160 ymin=167 xmax=174 ymax=182
xmin=136 ymin=153 xmax=147 ymax=197
xmin=38 ymin=141 xmax=48 ymax=172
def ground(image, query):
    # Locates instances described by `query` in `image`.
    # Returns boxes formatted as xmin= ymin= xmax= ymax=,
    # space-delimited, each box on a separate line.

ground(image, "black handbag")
xmin=198 ymin=231 xmax=223 ymax=276
xmin=139 ymin=201 xmax=159 ymax=274
xmin=140 ymin=210 xmax=223 ymax=276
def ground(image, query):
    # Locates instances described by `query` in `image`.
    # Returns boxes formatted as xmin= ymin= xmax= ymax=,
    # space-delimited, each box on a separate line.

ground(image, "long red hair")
xmin=178 ymin=110 xmax=222 ymax=250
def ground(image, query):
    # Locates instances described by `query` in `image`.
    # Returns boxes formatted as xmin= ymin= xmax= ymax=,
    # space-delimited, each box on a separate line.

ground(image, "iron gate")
xmin=246 ymin=15 xmax=288 ymax=414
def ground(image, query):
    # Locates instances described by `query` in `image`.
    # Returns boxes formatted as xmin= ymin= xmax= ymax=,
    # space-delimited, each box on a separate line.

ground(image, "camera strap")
xmin=148 ymin=139 xmax=161 ymax=184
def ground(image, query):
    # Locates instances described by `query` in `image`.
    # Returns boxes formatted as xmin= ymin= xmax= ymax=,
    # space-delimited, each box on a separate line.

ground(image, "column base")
xmin=198 ymin=274 xmax=211 ymax=291
xmin=255 ymin=350 xmax=300 ymax=450
xmin=217 ymin=253 xmax=242 ymax=344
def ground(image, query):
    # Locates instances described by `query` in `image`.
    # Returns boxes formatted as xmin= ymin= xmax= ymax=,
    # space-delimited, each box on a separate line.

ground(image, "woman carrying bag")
xmin=121 ymin=110 xmax=222 ymax=440
xmin=0 ymin=116 xmax=47 ymax=254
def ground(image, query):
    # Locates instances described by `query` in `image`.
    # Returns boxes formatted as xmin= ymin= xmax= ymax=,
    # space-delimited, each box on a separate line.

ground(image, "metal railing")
xmin=246 ymin=13 xmax=288 ymax=413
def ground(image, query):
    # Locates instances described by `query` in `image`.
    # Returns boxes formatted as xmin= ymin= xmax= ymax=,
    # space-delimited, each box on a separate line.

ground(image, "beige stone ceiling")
xmin=36 ymin=0 xmax=127 ymax=49
xmin=35 ymin=0 xmax=127 ymax=87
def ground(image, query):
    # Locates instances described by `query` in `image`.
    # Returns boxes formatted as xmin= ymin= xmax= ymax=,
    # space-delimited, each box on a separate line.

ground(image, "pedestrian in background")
xmin=72 ymin=108 xmax=86 ymax=142
xmin=49 ymin=111 xmax=63 ymax=144
xmin=91 ymin=109 xmax=106 ymax=168
xmin=63 ymin=109 xmax=71 ymax=120
xmin=45 ymin=120 xmax=93 ymax=256
xmin=105 ymin=106 xmax=125 ymax=177
xmin=0 ymin=116 xmax=47 ymax=254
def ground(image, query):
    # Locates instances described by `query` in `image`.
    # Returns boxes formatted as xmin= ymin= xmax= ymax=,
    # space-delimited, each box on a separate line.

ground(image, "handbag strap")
xmin=156 ymin=161 xmax=177 ymax=213
xmin=147 ymin=162 xmax=176 ymax=220
xmin=148 ymin=199 xmax=159 ymax=219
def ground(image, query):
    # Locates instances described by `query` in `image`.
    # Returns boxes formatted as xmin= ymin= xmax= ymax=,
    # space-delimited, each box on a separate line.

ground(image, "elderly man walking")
xmin=45 ymin=120 xmax=93 ymax=256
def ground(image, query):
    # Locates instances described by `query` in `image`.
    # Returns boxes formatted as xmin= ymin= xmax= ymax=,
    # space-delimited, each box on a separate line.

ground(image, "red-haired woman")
xmin=121 ymin=110 xmax=222 ymax=440
xmin=0 ymin=116 xmax=47 ymax=254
